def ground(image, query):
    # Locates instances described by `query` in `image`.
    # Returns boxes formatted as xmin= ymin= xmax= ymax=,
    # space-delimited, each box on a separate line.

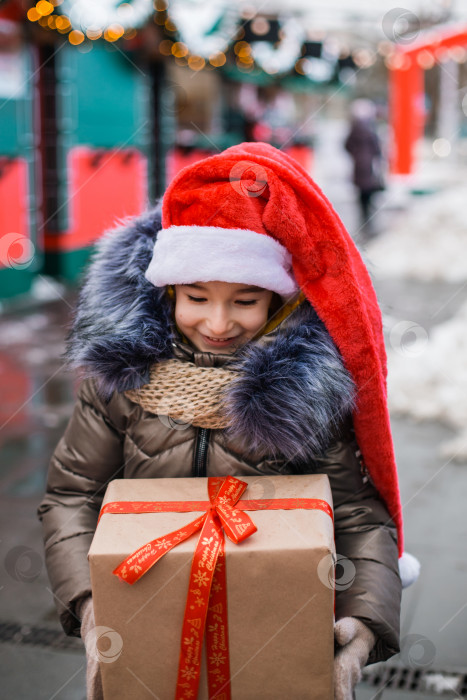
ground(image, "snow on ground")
xmin=361 ymin=178 xmax=467 ymax=461
xmin=384 ymin=300 xmax=467 ymax=463
xmin=366 ymin=184 xmax=467 ymax=282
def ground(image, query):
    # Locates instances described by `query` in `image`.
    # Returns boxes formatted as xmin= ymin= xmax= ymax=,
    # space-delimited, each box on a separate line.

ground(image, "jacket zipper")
xmin=192 ymin=427 xmax=211 ymax=477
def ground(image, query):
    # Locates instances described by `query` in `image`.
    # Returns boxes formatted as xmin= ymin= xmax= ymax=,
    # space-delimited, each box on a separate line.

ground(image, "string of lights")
xmin=26 ymin=0 xmax=467 ymax=79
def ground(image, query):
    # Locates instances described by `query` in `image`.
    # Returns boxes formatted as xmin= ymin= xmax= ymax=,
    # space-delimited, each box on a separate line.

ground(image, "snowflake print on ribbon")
xmin=209 ymin=652 xmax=226 ymax=668
xmin=216 ymin=496 xmax=231 ymax=505
xmin=193 ymin=570 xmax=209 ymax=587
xmin=181 ymin=666 xmax=197 ymax=681
xmin=211 ymin=670 xmax=227 ymax=689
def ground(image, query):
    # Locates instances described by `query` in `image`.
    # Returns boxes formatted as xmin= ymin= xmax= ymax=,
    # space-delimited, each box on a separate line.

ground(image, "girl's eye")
xmin=187 ymin=295 xmax=257 ymax=306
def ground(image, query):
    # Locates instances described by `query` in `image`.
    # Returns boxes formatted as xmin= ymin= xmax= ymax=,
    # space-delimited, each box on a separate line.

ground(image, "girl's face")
xmin=174 ymin=281 xmax=274 ymax=354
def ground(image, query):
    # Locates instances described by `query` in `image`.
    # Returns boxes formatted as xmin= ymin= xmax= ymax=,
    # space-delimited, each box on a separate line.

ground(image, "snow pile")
xmin=422 ymin=673 xmax=462 ymax=694
xmin=366 ymin=185 xmax=467 ymax=282
xmin=385 ymin=301 xmax=467 ymax=463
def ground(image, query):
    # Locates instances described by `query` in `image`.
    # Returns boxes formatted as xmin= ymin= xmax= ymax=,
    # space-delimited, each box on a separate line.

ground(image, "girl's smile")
xmin=200 ymin=333 xmax=241 ymax=348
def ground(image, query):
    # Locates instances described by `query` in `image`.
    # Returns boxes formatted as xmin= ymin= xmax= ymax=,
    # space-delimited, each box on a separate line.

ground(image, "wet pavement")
xmin=2 ymin=127 xmax=467 ymax=699
xmin=0 ymin=292 xmax=86 ymax=698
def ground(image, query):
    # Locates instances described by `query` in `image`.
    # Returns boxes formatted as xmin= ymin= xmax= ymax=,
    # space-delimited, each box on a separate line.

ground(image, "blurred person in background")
xmin=345 ymin=99 xmax=385 ymax=235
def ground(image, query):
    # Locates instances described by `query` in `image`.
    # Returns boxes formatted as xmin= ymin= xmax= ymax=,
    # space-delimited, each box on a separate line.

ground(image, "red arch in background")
xmin=389 ymin=24 xmax=467 ymax=174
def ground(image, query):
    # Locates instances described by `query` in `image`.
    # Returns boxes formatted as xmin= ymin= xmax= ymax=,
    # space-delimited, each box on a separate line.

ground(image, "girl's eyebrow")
xmin=185 ymin=284 xmax=266 ymax=293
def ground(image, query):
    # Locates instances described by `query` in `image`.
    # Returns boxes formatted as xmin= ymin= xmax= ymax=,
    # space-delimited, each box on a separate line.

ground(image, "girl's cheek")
xmin=244 ymin=307 xmax=269 ymax=332
xmin=181 ymin=317 xmax=197 ymax=330
xmin=175 ymin=302 xmax=198 ymax=327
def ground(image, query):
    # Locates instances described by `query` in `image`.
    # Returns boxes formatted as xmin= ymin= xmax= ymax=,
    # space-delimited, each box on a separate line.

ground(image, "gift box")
xmin=88 ymin=474 xmax=335 ymax=699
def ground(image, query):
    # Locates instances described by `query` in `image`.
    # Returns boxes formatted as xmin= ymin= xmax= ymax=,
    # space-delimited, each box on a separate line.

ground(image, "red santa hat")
xmin=145 ymin=141 xmax=418 ymax=585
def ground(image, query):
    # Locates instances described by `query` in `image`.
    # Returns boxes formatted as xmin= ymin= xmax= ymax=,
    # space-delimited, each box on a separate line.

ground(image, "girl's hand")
xmin=334 ymin=616 xmax=375 ymax=700
xmin=77 ymin=595 xmax=104 ymax=700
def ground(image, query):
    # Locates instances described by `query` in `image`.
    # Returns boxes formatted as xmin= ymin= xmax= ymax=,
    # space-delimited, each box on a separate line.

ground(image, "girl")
xmin=38 ymin=142 xmax=418 ymax=699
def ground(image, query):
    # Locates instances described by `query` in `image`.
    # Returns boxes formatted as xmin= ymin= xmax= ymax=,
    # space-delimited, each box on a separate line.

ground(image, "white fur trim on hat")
xmin=144 ymin=226 xmax=299 ymax=297
xmin=398 ymin=551 xmax=420 ymax=588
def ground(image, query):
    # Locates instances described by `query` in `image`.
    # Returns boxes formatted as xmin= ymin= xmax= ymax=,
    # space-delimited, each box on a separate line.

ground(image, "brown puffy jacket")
xmin=37 ymin=205 xmax=401 ymax=665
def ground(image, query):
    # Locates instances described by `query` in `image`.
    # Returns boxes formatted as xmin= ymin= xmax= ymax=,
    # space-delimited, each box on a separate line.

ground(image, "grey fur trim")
xmin=222 ymin=302 xmax=356 ymax=462
xmin=64 ymin=200 xmax=174 ymax=401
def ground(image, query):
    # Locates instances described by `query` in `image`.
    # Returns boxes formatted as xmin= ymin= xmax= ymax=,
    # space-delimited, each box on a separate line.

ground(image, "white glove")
xmin=77 ymin=595 xmax=104 ymax=700
xmin=334 ymin=616 xmax=375 ymax=700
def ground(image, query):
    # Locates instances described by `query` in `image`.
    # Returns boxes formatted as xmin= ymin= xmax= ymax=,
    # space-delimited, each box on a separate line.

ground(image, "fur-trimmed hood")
xmin=65 ymin=202 xmax=356 ymax=462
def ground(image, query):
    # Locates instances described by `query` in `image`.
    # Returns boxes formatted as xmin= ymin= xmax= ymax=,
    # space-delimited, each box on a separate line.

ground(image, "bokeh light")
xmin=68 ymin=29 xmax=85 ymax=45
xmin=432 ymin=138 xmax=452 ymax=157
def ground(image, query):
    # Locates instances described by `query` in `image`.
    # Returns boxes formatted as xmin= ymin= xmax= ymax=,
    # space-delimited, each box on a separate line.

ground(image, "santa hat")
xmin=144 ymin=141 xmax=419 ymax=586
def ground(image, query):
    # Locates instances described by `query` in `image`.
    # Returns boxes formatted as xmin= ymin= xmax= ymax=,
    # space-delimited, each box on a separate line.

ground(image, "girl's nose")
xmin=205 ymin=305 xmax=234 ymax=336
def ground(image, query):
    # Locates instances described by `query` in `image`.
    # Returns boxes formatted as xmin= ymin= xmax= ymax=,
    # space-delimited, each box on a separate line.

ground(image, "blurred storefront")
xmin=0 ymin=1 xmax=161 ymax=298
xmin=2 ymin=0 xmax=466 ymax=303
xmin=0 ymin=1 xmax=363 ymax=302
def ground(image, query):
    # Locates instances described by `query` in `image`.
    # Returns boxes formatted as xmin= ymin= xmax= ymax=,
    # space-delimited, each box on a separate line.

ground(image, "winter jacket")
xmin=37 ymin=205 xmax=401 ymax=666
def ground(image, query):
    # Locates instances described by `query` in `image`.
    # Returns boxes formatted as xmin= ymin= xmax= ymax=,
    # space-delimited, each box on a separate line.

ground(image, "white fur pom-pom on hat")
xmin=399 ymin=551 xmax=420 ymax=588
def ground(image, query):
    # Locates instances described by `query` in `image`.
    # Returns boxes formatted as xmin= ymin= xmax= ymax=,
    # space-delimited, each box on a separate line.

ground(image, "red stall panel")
xmin=0 ymin=353 xmax=32 ymax=434
xmin=44 ymin=146 xmax=147 ymax=252
xmin=0 ymin=157 xmax=31 ymax=270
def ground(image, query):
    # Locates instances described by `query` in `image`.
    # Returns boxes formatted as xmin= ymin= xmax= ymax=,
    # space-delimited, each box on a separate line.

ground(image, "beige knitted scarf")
xmin=125 ymin=359 xmax=236 ymax=429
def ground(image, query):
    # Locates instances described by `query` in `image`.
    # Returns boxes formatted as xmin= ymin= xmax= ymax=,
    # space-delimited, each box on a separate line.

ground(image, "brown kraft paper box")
xmin=88 ymin=474 xmax=335 ymax=699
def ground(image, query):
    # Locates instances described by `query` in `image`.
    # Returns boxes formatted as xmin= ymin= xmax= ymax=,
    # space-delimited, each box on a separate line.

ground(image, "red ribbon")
xmin=98 ymin=476 xmax=333 ymax=700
